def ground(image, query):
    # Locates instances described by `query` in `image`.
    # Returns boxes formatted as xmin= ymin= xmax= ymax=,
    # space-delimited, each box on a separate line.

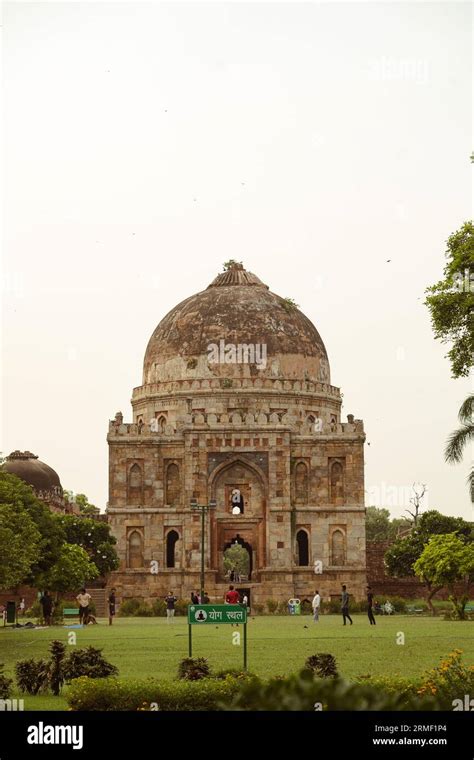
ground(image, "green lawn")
xmin=1 ymin=614 xmax=473 ymax=710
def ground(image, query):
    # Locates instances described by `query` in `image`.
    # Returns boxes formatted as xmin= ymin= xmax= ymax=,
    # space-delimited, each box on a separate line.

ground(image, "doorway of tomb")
xmin=223 ymin=535 xmax=252 ymax=581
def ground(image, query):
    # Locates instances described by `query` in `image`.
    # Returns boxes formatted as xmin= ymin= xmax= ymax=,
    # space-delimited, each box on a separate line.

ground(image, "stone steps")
xmin=88 ymin=589 xmax=107 ymax=616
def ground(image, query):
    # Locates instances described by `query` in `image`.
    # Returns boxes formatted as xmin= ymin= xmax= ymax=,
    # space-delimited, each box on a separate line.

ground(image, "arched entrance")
xmin=223 ymin=534 xmax=253 ymax=581
xmin=209 ymin=456 xmax=267 ymax=578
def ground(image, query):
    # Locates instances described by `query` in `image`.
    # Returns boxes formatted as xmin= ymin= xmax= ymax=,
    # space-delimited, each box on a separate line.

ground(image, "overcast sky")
xmin=2 ymin=2 xmax=472 ymax=519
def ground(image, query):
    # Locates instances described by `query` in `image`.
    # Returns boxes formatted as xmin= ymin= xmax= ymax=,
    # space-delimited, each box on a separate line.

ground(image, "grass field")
xmin=1 ymin=614 xmax=473 ymax=710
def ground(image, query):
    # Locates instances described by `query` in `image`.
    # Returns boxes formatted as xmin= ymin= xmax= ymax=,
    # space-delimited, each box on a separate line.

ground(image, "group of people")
xmin=35 ymin=588 xmax=117 ymax=626
xmin=311 ymin=585 xmax=378 ymax=625
xmin=227 ymin=568 xmax=242 ymax=583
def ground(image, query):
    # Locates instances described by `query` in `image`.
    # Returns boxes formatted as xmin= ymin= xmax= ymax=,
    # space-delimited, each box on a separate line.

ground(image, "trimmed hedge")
xmin=118 ymin=598 xmax=189 ymax=617
xmin=222 ymin=669 xmax=441 ymax=711
xmin=67 ymin=675 xmax=249 ymax=711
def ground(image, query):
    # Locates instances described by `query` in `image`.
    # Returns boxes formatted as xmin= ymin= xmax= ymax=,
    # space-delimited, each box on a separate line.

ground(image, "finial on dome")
xmin=207 ymin=262 xmax=268 ymax=289
xmin=6 ymin=450 xmax=39 ymax=461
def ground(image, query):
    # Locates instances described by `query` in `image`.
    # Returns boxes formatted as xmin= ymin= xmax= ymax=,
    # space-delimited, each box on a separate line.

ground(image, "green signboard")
xmin=188 ymin=604 xmax=247 ymax=625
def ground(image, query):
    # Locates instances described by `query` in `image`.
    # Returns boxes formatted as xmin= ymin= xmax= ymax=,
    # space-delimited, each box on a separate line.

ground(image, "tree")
xmin=445 ymin=395 xmax=474 ymax=503
xmin=405 ymin=483 xmax=427 ymax=526
xmin=63 ymin=491 xmax=100 ymax=516
xmin=414 ymin=533 xmax=474 ymax=619
xmin=0 ymin=503 xmax=41 ymax=590
xmin=0 ymin=471 xmax=65 ymax=583
xmin=366 ymin=507 xmax=392 ymax=542
xmin=38 ymin=544 xmax=99 ymax=598
xmin=223 ymin=544 xmax=250 ymax=577
xmin=425 ymin=220 xmax=474 ymax=379
xmin=384 ymin=510 xmax=473 ymax=614
xmin=54 ymin=515 xmax=119 ymax=576
xmin=366 ymin=507 xmax=412 ymax=542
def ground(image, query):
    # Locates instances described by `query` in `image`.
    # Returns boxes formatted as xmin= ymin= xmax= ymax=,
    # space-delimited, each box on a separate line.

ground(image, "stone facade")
xmin=107 ymin=264 xmax=367 ymax=605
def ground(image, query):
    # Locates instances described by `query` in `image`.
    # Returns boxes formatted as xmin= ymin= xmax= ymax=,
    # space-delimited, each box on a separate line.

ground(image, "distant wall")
xmin=366 ymin=540 xmax=472 ymax=600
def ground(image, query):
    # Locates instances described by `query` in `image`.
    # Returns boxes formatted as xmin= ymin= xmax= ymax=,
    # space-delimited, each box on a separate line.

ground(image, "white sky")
xmin=2 ymin=1 xmax=473 ymax=519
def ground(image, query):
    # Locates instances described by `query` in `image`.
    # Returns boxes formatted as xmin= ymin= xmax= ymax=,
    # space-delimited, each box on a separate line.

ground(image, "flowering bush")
xmin=417 ymin=649 xmax=474 ymax=708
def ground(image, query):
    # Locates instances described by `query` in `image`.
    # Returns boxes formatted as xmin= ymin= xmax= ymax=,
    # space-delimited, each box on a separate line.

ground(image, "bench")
xmin=406 ymin=605 xmax=424 ymax=615
xmin=63 ymin=608 xmax=80 ymax=619
xmin=464 ymin=604 xmax=474 ymax=615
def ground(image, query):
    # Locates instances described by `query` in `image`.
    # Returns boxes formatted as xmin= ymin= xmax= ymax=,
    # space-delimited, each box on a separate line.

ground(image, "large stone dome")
xmin=143 ymin=263 xmax=330 ymax=385
xmin=3 ymin=450 xmax=62 ymax=493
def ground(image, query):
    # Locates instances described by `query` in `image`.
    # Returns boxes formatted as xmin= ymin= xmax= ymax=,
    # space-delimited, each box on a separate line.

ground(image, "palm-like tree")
xmin=445 ymin=395 xmax=474 ymax=503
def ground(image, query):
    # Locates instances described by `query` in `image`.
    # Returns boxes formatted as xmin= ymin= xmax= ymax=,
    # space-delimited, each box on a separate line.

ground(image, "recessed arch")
xmin=128 ymin=529 xmax=144 ymax=568
xmin=331 ymin=529 xmax=345 ymax=566
xmin=166 ymin=529 xmax=180 ymax=568
xmin=165 ymin=461 xmax=181 ymax=506
xmin=294 ymin=460 xmax=309 ymax=503
xmin=296 ymin=528 xmax=310 ymax=566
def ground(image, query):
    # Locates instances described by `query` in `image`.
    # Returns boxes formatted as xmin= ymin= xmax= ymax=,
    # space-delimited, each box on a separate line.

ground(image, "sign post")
xmin=187 ymin=604 xmax=248 ymax=669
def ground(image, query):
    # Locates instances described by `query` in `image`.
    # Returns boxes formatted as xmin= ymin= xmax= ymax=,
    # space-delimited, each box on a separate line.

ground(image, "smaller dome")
xmin=3 ymin=450 xmax=62 ymax=494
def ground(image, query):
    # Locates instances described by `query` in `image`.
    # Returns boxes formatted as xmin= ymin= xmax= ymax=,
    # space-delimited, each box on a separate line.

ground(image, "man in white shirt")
xmin=76 ymin=588 xmax=92 ymax=625
xmin=312 ymin=590 xmax=321 ymax=623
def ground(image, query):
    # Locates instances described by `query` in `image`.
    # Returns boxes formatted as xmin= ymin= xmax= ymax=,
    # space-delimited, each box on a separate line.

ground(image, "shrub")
xmin=67 ymin=676 xmax=243 ymax=711
xmin=221 ymin=669 xmax=441 ymax=711
xmin=326 ymin=599 xmax=341 ymax=614
xmin=49 ymin=640 xmax=66 ymax=696
xmin=175 ymin=599 xmax=189 ymax=617
xmin=15 ymin=659 xmax=50 ymax=695
xmin=305 ymin=654 xmax=338 ymax=678
xmin=355 ymin=675 xmax=419 ymax=701
xmin=0 ymin=664 xmax=13 ymax=699
xmin=266 ymin=599 xmax=279 ymax=614
xmin=118 ymin=598 xmax=141 ymax=617
xmin=151 ymin=599 xmax=166 ymax=617
xmin=63 ymin=646 xmax=118 ymax=681
xmin=300 ymin=599 xmax=312 ymax=615
xmin=135 ymin=603 xmax=154 ymax=617
xmin=277 ymin=601 xmax=288 ymax=615
xmin=26 ymin=600 xmax=41 ymax=618
xmin=212 ymin=669 xmax=252 ymax=682
xmin=417 ymin=649 xmax=474 ymax=709
xmin=178 ymin=657 xmax=210 ymax=681
xmin=253 ymin=603 xmax=264 ymax=615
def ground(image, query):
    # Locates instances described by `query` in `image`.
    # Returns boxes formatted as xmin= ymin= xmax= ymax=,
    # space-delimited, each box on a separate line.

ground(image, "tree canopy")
xmin=55 ymin=514 xmax=119 ymax=576
xmin=38 ymin=543 xmax=99 ymax=595
xmin=414 ymin=533 xmax=474 ymax=618
xmin=425 ymin=220 xmax=474 ymax=378
xmin=0 ymin=502 xmax=41 ymax=590
xmin=365 ymin=507 xmax=411 ymax=542
xmin=0 ymin=471 xmax=65 ymax=583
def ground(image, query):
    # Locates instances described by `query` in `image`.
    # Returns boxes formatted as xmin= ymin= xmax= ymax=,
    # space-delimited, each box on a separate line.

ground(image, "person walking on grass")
xmin=367 ymin=586 xmax=376 ymax=625
xmin=108 ymin=588 xmax=117 ymax=626
xmin=312 ymin=589 xmax=321 ymax=623
xmin=341 ymin=584 xmax=353 ymax=626
xmin=165 ymin=591 xmax=177 ymax=623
